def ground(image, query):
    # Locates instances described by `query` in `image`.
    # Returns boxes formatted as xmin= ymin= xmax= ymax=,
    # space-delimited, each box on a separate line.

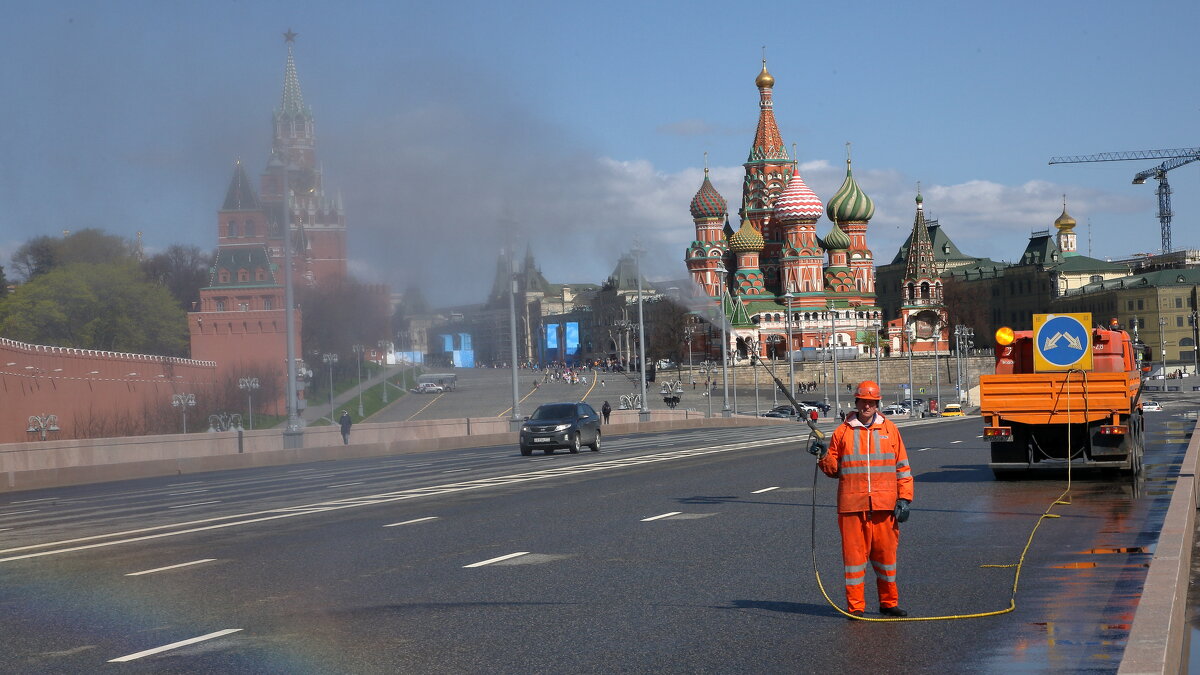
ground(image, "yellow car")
xmin=940 ymin=404 xmax=965 ymax=417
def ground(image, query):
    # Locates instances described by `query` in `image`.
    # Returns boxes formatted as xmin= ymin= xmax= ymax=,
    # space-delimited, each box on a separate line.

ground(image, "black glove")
xmin=894 ymin=499 xmax=911 ymax=523
xmin=808 ymin=439 xmax=828 ymax=460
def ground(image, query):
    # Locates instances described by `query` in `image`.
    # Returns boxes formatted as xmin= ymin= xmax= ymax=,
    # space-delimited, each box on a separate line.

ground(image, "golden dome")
xmin=1055 ymin=197 xmax=1077 ymax=231
xmin=755 ymin=60 xmax=775 ymax=89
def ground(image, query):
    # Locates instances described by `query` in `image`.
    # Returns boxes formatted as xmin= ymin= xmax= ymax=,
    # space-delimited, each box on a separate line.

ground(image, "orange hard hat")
xmin=854 ymin=380 xmax=882 ymax=401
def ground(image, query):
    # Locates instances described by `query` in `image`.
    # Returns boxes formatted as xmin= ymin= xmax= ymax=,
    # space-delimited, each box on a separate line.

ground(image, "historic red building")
xmin=188 ymin=31 xmax=346 ymax=411
xmin=684 ymin=61 xmax=884 ymax=361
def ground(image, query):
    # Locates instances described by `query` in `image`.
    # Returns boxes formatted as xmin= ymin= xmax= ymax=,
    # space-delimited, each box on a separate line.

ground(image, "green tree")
xmin=10 ymin=229 xmax=137 ymax=281
xmin=0 ymin=263 xmax=187 ymax=355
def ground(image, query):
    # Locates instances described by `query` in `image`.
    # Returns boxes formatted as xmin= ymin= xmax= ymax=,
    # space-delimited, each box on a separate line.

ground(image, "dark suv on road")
xmin=519 ymin=402 xmax=602 ymax=456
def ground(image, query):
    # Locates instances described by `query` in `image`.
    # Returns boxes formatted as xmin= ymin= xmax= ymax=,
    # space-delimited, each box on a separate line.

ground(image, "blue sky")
xmin=2 ymin=1 xmax=1198 ymax=305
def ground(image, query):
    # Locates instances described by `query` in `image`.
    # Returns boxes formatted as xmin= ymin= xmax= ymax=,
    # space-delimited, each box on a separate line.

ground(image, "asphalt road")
xmin=0 ymin=407 xmax=1190 ymax=673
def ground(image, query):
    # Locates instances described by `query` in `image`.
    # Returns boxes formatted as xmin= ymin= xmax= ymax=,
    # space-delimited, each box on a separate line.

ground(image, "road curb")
xmin=1118 ymin=417 xmax=1199 ymax=674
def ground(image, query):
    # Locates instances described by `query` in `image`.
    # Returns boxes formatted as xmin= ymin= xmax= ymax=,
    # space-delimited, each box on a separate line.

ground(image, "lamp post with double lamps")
xmin=322 ymin=353 xmax=338 ymax=422
xmin=714 ymin=263 xmax=732 ymax=417
xmin=171 ymin=393 xmax=196 ymax=433
xmin=238 ymin=377 xmax=259 ymax=430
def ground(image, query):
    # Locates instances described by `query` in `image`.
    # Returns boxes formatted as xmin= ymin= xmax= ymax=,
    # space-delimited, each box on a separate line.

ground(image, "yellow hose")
xmin=812 ymin=372 xmax=1084 ymax=621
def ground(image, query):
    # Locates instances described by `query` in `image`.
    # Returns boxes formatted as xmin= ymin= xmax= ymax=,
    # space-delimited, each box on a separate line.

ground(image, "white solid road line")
xmin=168 ymin=501 xmax=222 ymax=510
xmin=383 ymin=516 xmax=439 ymax=527
xmin=464 ymin=551 xmax=530 ymax=568
xmin=168 ymin=489 xmax=210 ymax=496
xmin=1 ymin=436 xmax=798 ymax=564
xmin=641 ymin=512 xmax=682 ymax=521
xmin=751 ymin=487 xmax=780 ymax=494
xmin=166 ymin=481 xmax=206 ymax=487
xmin=0 ymin=509 xmax=40 ymax=516
xmin=108 ymin=628 xmax=243 ymax=662
xmin=443 ymin=468 xmax=471 ymax=473
xmin=126 ymin=558 xmax=217 ymax=576
xmin=9 ymin=498 xmax=54 ymax=504
xmin=327 ymin=482 xmax=364 ymax=488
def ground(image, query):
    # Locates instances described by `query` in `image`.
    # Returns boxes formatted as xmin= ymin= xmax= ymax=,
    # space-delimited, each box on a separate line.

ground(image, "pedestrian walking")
xmin=601 ymin=401 xmax=611 ymax=424
xmin=809 ymin=408 xmax=818 ymax=424
xmin=813 ymin=380 xmax=913 ymax=619
xmin=338 ymin=410 xmax=353 ymax=445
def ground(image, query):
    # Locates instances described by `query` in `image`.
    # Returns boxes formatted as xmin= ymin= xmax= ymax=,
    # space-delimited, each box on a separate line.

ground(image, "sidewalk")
xmin=301 ymin=364 xmax=414 ymax=426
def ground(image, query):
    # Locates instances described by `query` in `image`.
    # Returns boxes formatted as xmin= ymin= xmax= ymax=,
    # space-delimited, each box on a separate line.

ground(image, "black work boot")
xmin=879 ymin=605 xmax=908 ymax=617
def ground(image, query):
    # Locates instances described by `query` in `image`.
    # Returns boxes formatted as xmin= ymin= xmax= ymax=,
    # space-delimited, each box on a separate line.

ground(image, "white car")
xmin=1142 ymin=401 xmax=1163 ymax=411
xmin=412 ymin=382 xmax=444 ymax=394
xmin=881 ymin=404 xmax=909 ymax=416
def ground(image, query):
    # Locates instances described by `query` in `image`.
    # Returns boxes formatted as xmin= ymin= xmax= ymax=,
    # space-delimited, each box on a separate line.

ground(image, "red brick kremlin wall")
xmin=0 ymin=337 xmax=218 ymax=444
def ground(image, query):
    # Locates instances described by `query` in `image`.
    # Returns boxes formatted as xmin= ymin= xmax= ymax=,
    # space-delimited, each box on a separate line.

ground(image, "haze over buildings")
xmin=2 ymin=2 xmax=1198 ymax=306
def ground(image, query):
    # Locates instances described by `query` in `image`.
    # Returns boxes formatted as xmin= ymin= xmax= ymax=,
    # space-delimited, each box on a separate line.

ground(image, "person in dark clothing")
xmin=601 ymin=401 xmax=611 ymax=424
xmin=339 ymin=410 xmax=352 ymax=445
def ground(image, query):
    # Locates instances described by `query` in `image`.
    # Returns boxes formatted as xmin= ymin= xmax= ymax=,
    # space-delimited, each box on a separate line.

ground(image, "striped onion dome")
xmin=728 ymin=220 xmax=765 ymax=252
xmin=772 ymin=171 xmax=824 ymax=221
xmin=826 ymin=159 xmax=874 ymax=223
xmin=689 ymin=170 xmax=727 ymax=219
xmin=823 ymin=222 xmax=852 ymax=250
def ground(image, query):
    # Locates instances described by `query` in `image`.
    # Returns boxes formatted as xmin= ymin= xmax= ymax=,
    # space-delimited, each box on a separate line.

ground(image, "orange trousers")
xmin=838 ymin=510 xmax=899 ymax=613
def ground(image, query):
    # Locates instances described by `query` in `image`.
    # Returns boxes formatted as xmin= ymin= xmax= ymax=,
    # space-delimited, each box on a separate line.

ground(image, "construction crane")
xmin=1049 ymin=147 xmax=1200 ymax=254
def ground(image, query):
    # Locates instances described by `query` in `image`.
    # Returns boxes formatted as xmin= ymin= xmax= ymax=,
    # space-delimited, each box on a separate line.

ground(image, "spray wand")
xmin=746 ymin=353 xmax=827 ymax=454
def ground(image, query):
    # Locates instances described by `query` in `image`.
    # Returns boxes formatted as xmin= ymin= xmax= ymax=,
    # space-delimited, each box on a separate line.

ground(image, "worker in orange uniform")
xmin=816 ymin=380 xmax=914 ymax=618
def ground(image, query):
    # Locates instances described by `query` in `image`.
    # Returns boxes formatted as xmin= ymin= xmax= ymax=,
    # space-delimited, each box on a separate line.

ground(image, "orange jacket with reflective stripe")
xmin=818 ymin=413 xmax=914 ymax=513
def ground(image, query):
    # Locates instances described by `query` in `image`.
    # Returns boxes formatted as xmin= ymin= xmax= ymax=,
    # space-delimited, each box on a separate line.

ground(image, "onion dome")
xmin=772 ymin=171 xmax=824 ymax=221
xmin=823 ymin=222 xmax=851 ymax=251
xmin=826 ymin=159 xmax=875 ymax=223
xmin=755 ymin=59 xmax=774 ymax=88
xmin=1054 ymin=201 xmax=1077 ymax=231
xmin=728 ymin=221 xmax=765 ymax=252
xmin=689 ymin=169 xmax=727 ymax=219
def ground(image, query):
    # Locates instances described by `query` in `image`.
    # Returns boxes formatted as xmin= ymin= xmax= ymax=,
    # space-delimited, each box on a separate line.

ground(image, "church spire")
xmin=280 ymin=29 xmax=308 ymax=118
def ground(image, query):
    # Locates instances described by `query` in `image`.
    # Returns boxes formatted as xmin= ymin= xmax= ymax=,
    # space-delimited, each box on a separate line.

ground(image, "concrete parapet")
xmin=1118 ymin=419 xmax=1199 ymax=674
xmin=0 ymin=411 xmax=792 ymax=493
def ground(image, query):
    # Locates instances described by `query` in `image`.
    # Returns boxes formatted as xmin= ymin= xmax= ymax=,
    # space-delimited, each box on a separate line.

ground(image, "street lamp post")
xmin=170 ymin=393 xmax=196 ymax=433
xmin=352 ymin=345 xmax=365 ymax=418
xmin=933 ymin=321 xmax=942 ymax=415
xmin=322 ymin=353 xmax=338 ymax=422
xmin=507 ymin=246 xmax=521 ymax=426
xmin=1159 ymin=316 xmax=1168 ymax=376
xmin=875 ymin=324 xmax=883 ymax=386
xmin=1191 ymin=307 xmax=1199 ymax=376
xmin=715 ymin=264 xmax=732 ymax=417
xmin=785 ymin=293 xmax=796 ymax=398
xmin=26 ymin=414 xmax=59 ymax=441
xmin=634 ymin=244 xmax=650 ymax=420
xmin=747 ymin=337 xmax=760 ymax=417
xmin=378 ymin=341 xmax=392 ymax=403
xmin=829 ymin=302 xmax=841 ymax=417
xmin=684 ymin=325 xmax=695 ymax=388
xmin=238 ymin=377 xmax=259 ymax=430
xmin=906 ymin=324 xmax=915 ymax=418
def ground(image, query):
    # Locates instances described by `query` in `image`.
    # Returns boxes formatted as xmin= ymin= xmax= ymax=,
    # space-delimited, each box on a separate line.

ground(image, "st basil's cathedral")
xmin=684 ymin=60 xmax=906 ymax=361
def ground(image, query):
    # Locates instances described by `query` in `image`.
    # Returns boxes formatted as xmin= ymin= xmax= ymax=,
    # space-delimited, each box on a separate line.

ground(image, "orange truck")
xmin=978 ymin=318 xmax=1146 ymax=479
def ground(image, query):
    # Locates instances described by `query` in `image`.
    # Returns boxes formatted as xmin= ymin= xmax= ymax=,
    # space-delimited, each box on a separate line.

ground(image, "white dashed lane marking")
xmin=126 ymin=559 xmax=216 ymax=576
xmin=641 ymin=512 xmax=682 ymax=522
xmin=751 ymin=487 xmax=780 ymax=494
xmin=168 ymin=501 xmax=222 ymax=510
xmin=108 ymin=628 xmax=243 ymax=662
xmin=383 ymin=516 xmax=439 ymax=527
xmin=464 ymin=552 xmax=529 ymax=568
